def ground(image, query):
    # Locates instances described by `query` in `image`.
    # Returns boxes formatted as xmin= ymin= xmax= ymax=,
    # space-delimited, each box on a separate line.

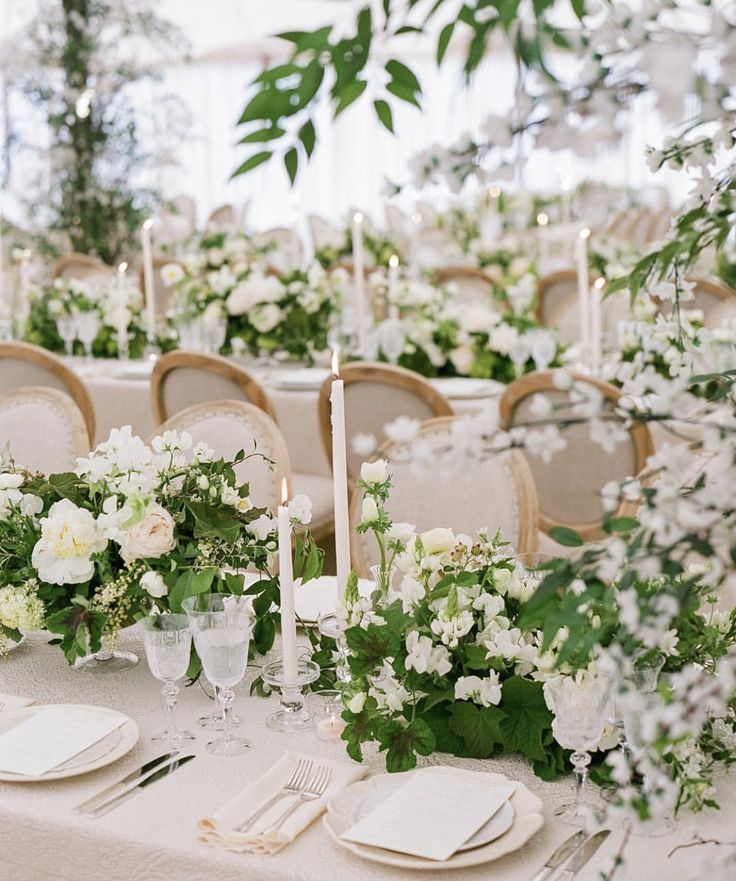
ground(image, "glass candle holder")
xmin=317 ymin=612 xmax=351 ymax=683
xmin=308 ymin=690 xmax=346 ymax=742
xmin=262 ymin=657 xmax=320 ymax=733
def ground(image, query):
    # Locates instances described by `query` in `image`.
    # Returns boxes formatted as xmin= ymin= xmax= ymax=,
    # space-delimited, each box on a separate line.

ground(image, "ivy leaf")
xmin=448 ymin=702 xmax=504 ymax=757
xmin=231 ymin=150 xmax=272 ymax=179
xmin=378 ymin=718 xmax=436 ymax=772
xmin=373 ymin=99 xmax=394 ymax=133
xmin=549 ymin=526 xmax=583 ymax=547
xmin=499 ymin=677 xmax=553 ymax=762
xmin=284 ymin=147 xmax=299 ymax=184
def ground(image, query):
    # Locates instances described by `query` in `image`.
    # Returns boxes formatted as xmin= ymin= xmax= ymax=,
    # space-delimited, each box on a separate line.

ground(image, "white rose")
xmin=347 ymin=692 xmax=366 ymax=714
xmin=360 ymin=459 xmax=388 ymax=486
xmin=250 ymin=303 xmax=283 ymax=333
xmin=288 ymin=494 xmax=312 ymax=525
xmin=360 ymin=496 xmax=380 ymax=525
xmin=140 ymin=571 xmax=168 ymax=598
xmin=32 ymin=499 xmax=107 ymax=585
xmin=119 ymin=503 xmax=175 ymax=563
xmin=420 ymin=527 xmax=455 ymax=555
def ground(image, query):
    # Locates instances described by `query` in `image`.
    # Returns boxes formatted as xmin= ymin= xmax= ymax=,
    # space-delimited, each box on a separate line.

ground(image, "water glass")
xmin=183 ymin=594 xmax=252 ymax=756
xmin=544 ymin=673 xmax=614 ymax=825
xmin=75 ymin=312 xmax=101 ymax=359
xmin=142 ymin=614 xmax=196 ymax=747
xmin=56 ymin=315 xmax=77 ymax=356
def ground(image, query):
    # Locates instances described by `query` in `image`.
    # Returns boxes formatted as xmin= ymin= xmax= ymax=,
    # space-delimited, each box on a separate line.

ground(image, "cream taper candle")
xmin=330 ymin=349 xmax=351 ymax=604
xmin=576 ymin=227 xmax=591 ymax=361
xmin=387 ymin=253 xmax=399 ymax=321
xmin=352 ymin=212 xmax=367 ymax=344
xmin=141 ymin=218 xmax=156 ymax=341
xmin=591 ymin=276 xmax=605 ymax=375
xmin=278 ymin=478 xmax=298 ymax=684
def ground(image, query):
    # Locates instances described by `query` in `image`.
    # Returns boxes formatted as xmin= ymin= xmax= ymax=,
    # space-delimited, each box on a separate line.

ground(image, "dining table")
xmin=1 ymin=631 xmax=733 ymax=881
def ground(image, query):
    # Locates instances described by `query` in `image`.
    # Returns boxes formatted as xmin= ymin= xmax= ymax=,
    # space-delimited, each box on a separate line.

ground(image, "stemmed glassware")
xmin=75 ymin=311 xmax=101 ymax=359
xmin=141 ymin=614 xmax=196 ymax=747
xmin=56 ymin=314 xmax=77 ymax=356
xmin=544 ymin=673 xmax=614 ymax=825
xmin=183 ymin=594 xmax=253 ymax=756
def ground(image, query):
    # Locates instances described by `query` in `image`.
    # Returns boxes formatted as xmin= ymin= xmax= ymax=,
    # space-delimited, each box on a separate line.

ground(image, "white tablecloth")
xmin=1 ymin=632 xmax=732 ymax=881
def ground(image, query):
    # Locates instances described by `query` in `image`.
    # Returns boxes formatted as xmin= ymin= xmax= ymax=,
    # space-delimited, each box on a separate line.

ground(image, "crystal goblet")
xmin=75 ymin=311 xmax=101 ymax=359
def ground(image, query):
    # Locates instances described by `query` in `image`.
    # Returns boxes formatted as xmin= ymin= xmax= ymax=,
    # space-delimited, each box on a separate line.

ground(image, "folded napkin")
xmin=198 ymin=750 xmax=367 ymax=855
xmin=0 ymin=693 xmax=36 ymax=713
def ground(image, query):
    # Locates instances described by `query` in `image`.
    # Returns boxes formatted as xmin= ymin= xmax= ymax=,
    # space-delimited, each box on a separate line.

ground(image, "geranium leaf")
xmin=499 ymin=677 xmax=553 ymax=762
xmin=448 ymin=702 xmax=504 ymax=757
xmin=346 ymin=623 xmax=402 ymax=676
xmin=378 ymin=718 xmax=436 ymax=772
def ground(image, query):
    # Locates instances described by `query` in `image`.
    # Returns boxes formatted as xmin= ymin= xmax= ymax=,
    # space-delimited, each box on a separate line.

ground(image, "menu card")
xmin=341 ymin=770 xmax=516 ymax=861
xmin=0 ymin=706 xmax=125 ymax=776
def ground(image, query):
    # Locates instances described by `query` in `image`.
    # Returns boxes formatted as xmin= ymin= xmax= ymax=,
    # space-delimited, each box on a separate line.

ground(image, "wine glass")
xmin=141 ymin=614 xmax=196 ymax=747
xmin=183 ymin=593 xmax=252 ymax=756
xmin=529 ymin=330 xmax=557 ymax=371
xmin=56 ymin=314 xmax=77 ymax=356
xmin=76 ymin=312 xmax=101 ymax=359
xmin=544 ymin=673 xmax=614 ymax=825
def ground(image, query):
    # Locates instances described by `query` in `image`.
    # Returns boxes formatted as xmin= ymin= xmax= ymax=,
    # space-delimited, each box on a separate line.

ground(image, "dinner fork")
xmin=266 ymin=765 xmax=332 ymax=833
xmin=233 ymin=758 xmax=313 ymax=834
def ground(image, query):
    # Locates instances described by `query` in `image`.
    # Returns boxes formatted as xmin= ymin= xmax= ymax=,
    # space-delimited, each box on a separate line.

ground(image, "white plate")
xmin=323 ymin=766 xmax=544 ymax=871
xmin=348 ymin=774 xmax=515 ymax=852
xmin=294 ymin=575 xmax=374 ymax=624
xmin=0 ymin=704 xmax=139 ymax=782
xmin=431 ymin=377 xmax=505 ymax=399
xmin=269 ymin=368 xmax=330 ymax=391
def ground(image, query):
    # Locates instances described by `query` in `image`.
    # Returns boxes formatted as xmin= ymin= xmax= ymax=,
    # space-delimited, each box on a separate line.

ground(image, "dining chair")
xmin=151 ymin=350 xmax=278 ymax=426
xmin=206 ymin=204 xmax=236 ymax=228
xmin=308 ymin=214 xmax=343 ymax=252
xmin=51 ymin=253 xmax=110 ymax=280
xmin=139 ymin=256 xmax=181 ymax=317
xmin=536 ymin=270 xmax=581 ymax=346
xmin=170 ymin=194 xmax=197 ymax=227
xmin=260 ymin=227 xmax=304 ymax=272
xmin=152 ymin=400 xmax=291 ymax=512
xmin=0 ymin=386 xmax=90 ymax=473
xmin=0 ymin=341 xmax=95 ymax=444
xmin=499 ymin=371 xmax=654 ymax=542
xmin=433 ymin=266 xmax=506 ymax=308
xmin=657 ymin=276 xmax=736 ymax=327
xmin=349 ymin=416 xmax=539 ymax=576
xmin=317 ymin=361 xmax=454 ymax=484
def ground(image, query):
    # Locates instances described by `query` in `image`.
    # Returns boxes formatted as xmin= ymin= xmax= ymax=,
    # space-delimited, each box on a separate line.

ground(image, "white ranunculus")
xmin=248 ymin=513 xmax=275 ymax=541
xmin=140 ymin=571 xmax=168 ymax=598
xmin=32 ymin=499 xmax=107 ymax=585
xmin=420 ymin=527 xmax=455 ymax=555
xmin=288 ymin=494 xmax=312 ymax=525
xmin=118 ymin=503 xmax=176 ymax=563
xmin=160 ymin=263 xmax=184 ymax=287
xmin=360 ymin=459 xmax=388 ymax=486
xmin=250 ymin=303 xmax=284 ymax=333
xmin=360 ymin=496 xmax=380 ymax=525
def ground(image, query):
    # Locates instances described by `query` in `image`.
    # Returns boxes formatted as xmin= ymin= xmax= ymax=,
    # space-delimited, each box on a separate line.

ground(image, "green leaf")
xmin=237 ymin=126 xmax=285 ymax=144
xmin=436 ymin=22 xmax=455 ymax=64
xmin=373 ymin=99 xmax=394 ymax=133
xmin=298 ymin=119 xmax=316 ymax=157
xmin=298 ymin=60 xmax=325 ymax=107
xmin=168 ymin=568 xmax=216 ymax=613
xmin=385 ymin=59 xmax=421 ymax=93
xmin=549 ymin=526 xmax=583 ymax=547
xmin=448 ymin=702 xmax=504 ymax=757
xmin=378 ymin=718 xmax=436 ymax=772
xmin=606 ymin=516 xmax=640 ymax=534
xmin=386 ymin=80 xmax=421 ymax=108
xmin=284 ymin=147 xmax=299 ymax=184
xmin=238 ymin=90 xmax=293 ymax=125
xmin=499 ymin=677 xmax=553 ymax=762
xmin=334 ymin=79 xmax=367 ymax=116
xmin=342 ymin=696 xmax=380 ymax=763
xmin=276 ymin=26 xmax=332 ymax=51
xmin=570 ymin=0 xmax=586 ymax=19
xmin=231 ymin=151 xmax=272 ymax=178
xmin=346 ymin=623 xmax=402 ymax=676
xmin=462 ymin=642 xmax=492 ymax=671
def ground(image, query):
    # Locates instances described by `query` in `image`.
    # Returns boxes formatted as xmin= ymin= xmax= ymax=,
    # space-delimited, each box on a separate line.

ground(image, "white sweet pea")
xmin=288 ymin=494 xmax=313 ymax=525
xmin=386 ymin=522 xmax=416 ymax=544
xmin=360 ymin=459 xmax=388 ymax=485
xmin=248 ymin=513 xmax=275 ymax=541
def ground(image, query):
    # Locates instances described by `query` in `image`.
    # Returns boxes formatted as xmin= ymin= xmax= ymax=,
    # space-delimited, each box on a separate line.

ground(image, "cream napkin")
xmin=0 ymin=694 xmax=36 ymax=712
xmin=198 ymin=750 xmax=367 ymax=855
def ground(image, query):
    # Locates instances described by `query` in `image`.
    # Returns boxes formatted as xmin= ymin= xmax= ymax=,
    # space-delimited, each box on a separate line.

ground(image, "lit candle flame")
xmin=143 ymin=218 xmax=154 ymax=231
xmin=594 ymin=276 xmax=606 ymax=289
xmin=536 ymin=212 xmax=549 ymax=226
xmin=331 ymin=349 xmax=340 ymax=378
xmin=281 ymin=478 xmax=289 ymax=505
xmin=117 ymin=261 xmax=128 ymax=275
xmin=489 ymin=186 xmax=501 ymax=198
xmin=579 ymin=227 xmax=591 ymax=240
xmin=388 ymin=254 xmax=399 ymax=269
xmin=353 ymin=211 xmax=363 ymax=225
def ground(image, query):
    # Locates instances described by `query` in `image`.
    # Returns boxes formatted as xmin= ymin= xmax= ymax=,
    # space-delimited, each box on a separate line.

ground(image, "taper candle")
xmin=141 ymin=218 xmax=156 ymax=341
xmin=330 ymin=349 xmax=351 ymax=604
xmin=277 ymin=478 xmax=298 ymax=683
xmin=576 ymin=227 xmax=591 ymax=361
xmin=387 ymin=253 xmax=399 ymax=321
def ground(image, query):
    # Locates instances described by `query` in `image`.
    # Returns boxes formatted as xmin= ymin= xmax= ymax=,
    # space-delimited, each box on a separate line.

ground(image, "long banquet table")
xmin=1 ymin=631 xmax=733 ymax=881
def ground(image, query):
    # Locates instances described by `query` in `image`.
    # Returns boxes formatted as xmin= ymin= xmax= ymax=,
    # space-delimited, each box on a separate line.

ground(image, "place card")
xmin=341 ymin=770 xmax=516 ymax=861
xmin=0 ymin=706 xmax=125 ymax=776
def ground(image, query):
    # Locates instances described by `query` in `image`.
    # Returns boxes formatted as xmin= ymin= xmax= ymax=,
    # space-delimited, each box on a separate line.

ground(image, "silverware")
xmin=528 ymin=830 xmax=587 ymax=881
xmin=74 ymin=752 xmax=178 ymax=815
xmin=266 ymin=765 xmax=332 ymax=833
xmin=233 ymin=758 xmax=313 ymax=834
xmin=81 ymin=754 xmax=195 ymax=818
xmin=557 ymin=830 xmax=611 ymax=880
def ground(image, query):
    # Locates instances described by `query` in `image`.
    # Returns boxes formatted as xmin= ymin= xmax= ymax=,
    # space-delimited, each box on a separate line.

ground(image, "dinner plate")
xmin=348 ymin=774 xmax=515 ymax=852
xmin=0 ymin=704 xmax=139 ymax=782
xmin=430 ymin=377 xmax=505 ymax=400
xmin=323 ymin=766 xmax=544 ymax=870
xmin=294 ymin=575 xmax=374 ymax=624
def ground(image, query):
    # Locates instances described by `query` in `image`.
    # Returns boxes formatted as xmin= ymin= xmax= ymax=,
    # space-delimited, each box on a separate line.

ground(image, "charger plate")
xmin=323 ymin=766 xmax=544 ymax=870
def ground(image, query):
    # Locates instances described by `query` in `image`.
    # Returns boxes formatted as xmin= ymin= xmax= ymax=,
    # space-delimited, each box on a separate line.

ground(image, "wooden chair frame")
xmin=0 ymin=386 xmax=90 ymax=469
xmin=317 ymin=361 xmax=454 ymax=477
xmin=535 ymin=269 xmax=579 ymax=328
xmin=51 ymin=253 xmax=109 ymax=280
xmin=0 ymin=341 xmax=95 ymax=444
xmin=499 ymin=370 xmax=654 ymax=541
xmin=152 ymin=399 xmax=291 ymax=512
xmin=151 ymin=350 xmax=278 ymax=426
xmin=348 ymin=415 xmax=540 ymax=577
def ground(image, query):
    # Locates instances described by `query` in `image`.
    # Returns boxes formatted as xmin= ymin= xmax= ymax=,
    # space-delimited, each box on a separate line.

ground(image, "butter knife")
xmin=82 ymin=754 xmax=195 ymax=818
xmin=528 ymin=830 xmax=586 ymax=881
xmin=73 ymin=752 xmax=178 ymax=814
xmin=557 ymin=830 xmax=611 ymax=880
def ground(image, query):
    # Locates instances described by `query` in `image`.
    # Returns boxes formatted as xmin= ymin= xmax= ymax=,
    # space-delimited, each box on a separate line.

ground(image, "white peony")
xmin=140 ymin=571 xmax=168 ymax=598
xmin=250 ymin=303 xmax=284 ymax=333
xmin=360 ymin=496 xmax=380 ymax=525
xmin=420 ymin=527 xmax=455 ymax=555
xmin=360 ymin=459 xmax=388 ymax=485
xmin=288 ymin=494 xmax=313 ymax=525
xmin=118 ymin=503 xmax=176 ymax=563
xmin=32 ymin=500 xmax=107 ymax=585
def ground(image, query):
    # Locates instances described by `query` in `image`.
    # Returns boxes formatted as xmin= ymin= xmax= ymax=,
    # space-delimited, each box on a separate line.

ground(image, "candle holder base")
xmin=317 ymin=612 xmax=351 ymax=684
xmin=262 ymin=658 xmax=320 ymax=733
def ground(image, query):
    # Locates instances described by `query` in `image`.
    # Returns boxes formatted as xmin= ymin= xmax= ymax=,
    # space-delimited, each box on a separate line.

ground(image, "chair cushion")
xmin=292 ymin=472 xmax=333 ymax=530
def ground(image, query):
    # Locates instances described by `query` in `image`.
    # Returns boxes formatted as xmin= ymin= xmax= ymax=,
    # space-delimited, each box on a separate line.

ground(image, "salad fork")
xmin=234 ymin=758 xmax=312 ymax=834
xmin=267 ymin=765 xmax=332 ymax=833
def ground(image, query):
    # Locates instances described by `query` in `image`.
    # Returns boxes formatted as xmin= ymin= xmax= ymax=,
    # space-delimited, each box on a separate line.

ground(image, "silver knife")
xmin=528 ymin=830 xmax=586 ymax=881
xmin=74 ymin=752 xmax=178 ymax=814
xmin=82 ymin=754 xmax=195 ymax=818
xmin=557 ymin=830 xmax=611 ymax=880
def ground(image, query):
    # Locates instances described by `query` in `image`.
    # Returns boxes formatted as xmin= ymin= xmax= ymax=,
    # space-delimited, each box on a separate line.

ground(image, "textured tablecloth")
xmin=0 ymin=632 xmax=732 ymax=881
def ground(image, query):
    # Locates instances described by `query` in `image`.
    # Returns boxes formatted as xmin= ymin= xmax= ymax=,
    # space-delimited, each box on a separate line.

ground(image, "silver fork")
xmin=233 ymin=758 xmax=312 ymax=834
xmin=266 ymin=765 xmax=332 ymax=833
